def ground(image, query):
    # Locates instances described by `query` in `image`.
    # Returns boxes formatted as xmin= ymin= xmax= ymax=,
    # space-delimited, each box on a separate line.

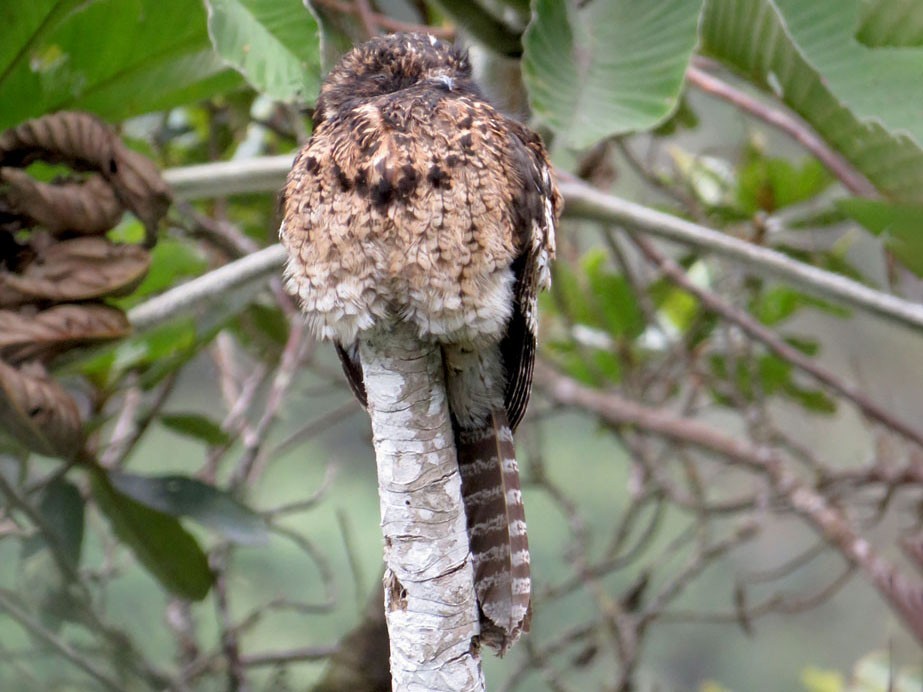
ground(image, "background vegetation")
xmin=2 ymin=0 xmax=923 ymax=689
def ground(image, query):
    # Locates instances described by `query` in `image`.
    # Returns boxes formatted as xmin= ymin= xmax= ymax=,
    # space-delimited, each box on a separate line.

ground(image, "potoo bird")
xmin=281 ymin=33 xmax=560 ymax=652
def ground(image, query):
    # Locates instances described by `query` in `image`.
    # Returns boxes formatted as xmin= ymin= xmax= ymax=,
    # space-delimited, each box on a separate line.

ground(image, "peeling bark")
xmin=358 ymin=321 xmax=484 ymax=691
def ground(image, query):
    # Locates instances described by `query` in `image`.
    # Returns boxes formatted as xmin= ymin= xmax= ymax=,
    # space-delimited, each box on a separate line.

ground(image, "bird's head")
xmin=314 ymin=33 xmax=472 ymax=124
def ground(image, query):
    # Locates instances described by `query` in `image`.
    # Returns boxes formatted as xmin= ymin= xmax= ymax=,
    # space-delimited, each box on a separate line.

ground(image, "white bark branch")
xmin=358 ymin=322 xmax=484 ymax=692
xmin=160 ymin=158 xmax=923 ymax=335
xmin=126 ymin=244 xmax=287 ymax=333
xmin=560 ymin=179 xmax=923 ymax=333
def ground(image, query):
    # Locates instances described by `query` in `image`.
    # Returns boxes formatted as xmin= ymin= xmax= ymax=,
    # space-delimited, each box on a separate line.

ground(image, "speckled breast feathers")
xmin=281 ymin=32 xmax=560 ymax=653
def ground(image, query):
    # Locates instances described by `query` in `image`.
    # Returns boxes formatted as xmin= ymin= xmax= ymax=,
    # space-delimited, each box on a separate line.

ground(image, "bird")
xmin=280 ymin=32 xmax=560 ymax=653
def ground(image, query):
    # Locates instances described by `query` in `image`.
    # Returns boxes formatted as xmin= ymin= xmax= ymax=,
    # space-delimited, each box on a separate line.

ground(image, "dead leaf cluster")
xmin=0 ymin=112 xmax=172 ymax=459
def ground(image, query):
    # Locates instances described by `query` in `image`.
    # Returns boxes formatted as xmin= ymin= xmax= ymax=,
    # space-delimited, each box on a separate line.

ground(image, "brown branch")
xmin=628 ymin=233 xmax=923 ymax=449
xmin=0 ymin=589 xmax=126 ymax=692
xmin=313 ymin=0 xmax=454 ymax=38
xmin=686 ymin=63 xmax=878 ymax=198
xmin=354 ymin=0 xmax=379 ymax=37
xmin=242 ymin=645 xmax=338 ymax=668
xmin=537 ymin=362 xmax=923 ymax=647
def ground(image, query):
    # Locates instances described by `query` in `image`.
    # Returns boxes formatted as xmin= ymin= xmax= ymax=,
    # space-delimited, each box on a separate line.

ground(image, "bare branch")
xmin=686 ymin=63 xmax=878 ymax=197
xmin=0 ymin=588 xmax=127 ymax=692
xmin=629 ymin=233 xmax=923 ymax=447
xmin=160 ymin=157 xmax=923 ymax=333
xmin=537 ymin=362 xmax=923 ymax=647
xmin=126 ymin=243 xmax=287 ymax=333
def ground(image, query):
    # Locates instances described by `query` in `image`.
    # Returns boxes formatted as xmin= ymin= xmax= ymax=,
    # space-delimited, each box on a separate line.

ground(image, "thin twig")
xmin=313 ymin=0 xmax=454 ymax=38
xmin=559 ymin=174 xmax=923 ymax=333
xmin=0 ymin=589 xmax=126 ymax=692
xmin=126 ymin=244 xmax=287 ymax=333
xmin=240 ymin=645 xmax=338 ymax=668
xmin=538 ymin=363 xmax=923 ymax=647
xmin=354 ymin=0 xmax=379 ymax=37
xmin=628 ymin=233 xmax=923 ymax=448
xmin=160 ymin=156 xmax=923 ymax=333
xmin=686 ymin=63 xmax=878 ymax=198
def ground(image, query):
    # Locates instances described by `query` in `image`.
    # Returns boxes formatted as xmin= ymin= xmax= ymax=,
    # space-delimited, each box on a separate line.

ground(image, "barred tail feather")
xmin=456 ymin=409 xmax=531 ymax=654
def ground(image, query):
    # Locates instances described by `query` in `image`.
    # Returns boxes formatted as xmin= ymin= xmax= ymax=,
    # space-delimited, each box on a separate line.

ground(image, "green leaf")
xmin=650 ymin=280 xmax=701 ymax=333
xmin=523 ymin=0 xmax=703 ymax=148
xmin=784 ymin=336 xmax=820 ymax=356
xmin=19 ymin=477 xmax=86 ymax=630
xmin=205 ymin=0 xmax=321 ymax=102
xmin=545 ymin=339 xmax=620 ymax=386
xmin=750 ymin=286 xmax=846 ymax=326
xmin=232 ymin=301 xmax=290 ymax=362
xmin=700 ymin=0 xmax=923 ymax=204
xmin=857 ymin=0 xmax=923 ymax=47
xmin=109 ymin=472 xmax=268 ymax=546
xmin=800 ymin=666 xmax=844 ymax=692
xmin=0 ymin=0 xmax=243 ymax=129
xmin=551 ymin=260 xmax=596 ymax=326
xmin=837 ymin=198 xmax=923 ymax=277
xmin=159 ymin=413 xmax=231 ymax=446
xmin=76 ymin=318 xmax=198 ymax=386
xmin=583 ymin=250 xmax=646 ymax=339
xmin=737 ymin=152 xmax=833 ymax=214
xmin=118 ymin=238 xmax=209 ymax=306
xmin=91 ymin=469 xmax=213 ymax=600
xmin=22 ymin=477 xmax=84 ymax=568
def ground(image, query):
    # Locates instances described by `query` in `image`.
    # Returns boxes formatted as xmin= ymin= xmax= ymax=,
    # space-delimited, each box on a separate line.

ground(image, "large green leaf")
xmin=91 ymin=469 xmax=213 ymax=601
xmin=205 ymin=0 xmax=321 ymax=102
xmin=22 ymin=477 xmax=85 ymax=567
xmin=0 ymin=0 xmax=242 ymax=129
xmin=837 ymin=198 xmax=923 ymax=277
xmin=857 ymin=0 xmax=923 ymax=47
xmin=110 ymin=472 xmax=269 ymax=546
xmin=522 ymin=0 xmax=703 ymax=148
xmin=159 ymin=413 xmax=232 ymax=447
xmin=700 ymin=0 xmax=923 ymax=203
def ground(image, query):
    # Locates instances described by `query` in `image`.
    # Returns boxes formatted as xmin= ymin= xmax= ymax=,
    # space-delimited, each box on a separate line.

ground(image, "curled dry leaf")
xmin=0 ymin=304 xmax=131 ymax=364
xmin=0 ymin=359 xmax=82 ymax=458
xmin=111 ymin=146 xmax=172 ymax=237
xmin=0 ymin=168 xmax=123 ymax=235
xmin=0 ymin=112 xmax=172 ymax=236
xmin=0 ymin=237 xmax=151 ymax=307
xmin=0 ymin=111 xmax=116 ymax=171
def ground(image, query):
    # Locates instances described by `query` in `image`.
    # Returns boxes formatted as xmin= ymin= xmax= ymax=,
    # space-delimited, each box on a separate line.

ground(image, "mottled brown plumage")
xmin=281 ymin=32 xmax=560 ymax=653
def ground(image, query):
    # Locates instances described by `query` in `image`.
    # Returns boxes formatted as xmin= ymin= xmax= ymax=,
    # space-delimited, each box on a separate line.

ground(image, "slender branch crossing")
xmin=161 ymin=158 xmax=923 ymax=334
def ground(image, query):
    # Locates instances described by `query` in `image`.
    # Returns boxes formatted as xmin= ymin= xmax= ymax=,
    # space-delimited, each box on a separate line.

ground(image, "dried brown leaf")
xmin=0 ymin=112 xmax=115 ymax=171
xmin=0 ymin=237 xmax=151 ymax=307
xmin=0 ymin=168 xmax=123 ymax=235
xmin=0 ymin=304 xmax=131 ymax=364
xmin=0 ymin=360 xmax=82 ymax=458
xmin=111 ymin=148 xmax=172 ymax=236
xmin=0 ymin=112 xmax=172 ymax=235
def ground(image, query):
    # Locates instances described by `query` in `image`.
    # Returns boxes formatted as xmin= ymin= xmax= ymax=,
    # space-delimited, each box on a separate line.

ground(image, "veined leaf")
xmin=205 ymin=0 xmax=321 ymax=102
xmin=159 ymin=412 xmax=231 ymax=447
xmin=91 ymin=469 xmax=213 ymax=601
xmin=857 ymin=0 xmax=923 ymax=47
xmin=837 ymin=198 xmax=923 ymax=276
xmin=523 ymin=0 xmax=703 ymax=148
xmin=22 ymin=477 xmax=85 ymax=568
xmin=110 ymin=471 xmax=268 ymax=546
xmin=700 ymin=0 xmax=923 ymax=204
xmin=0 ymin=0 xmax=242 ymax=129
